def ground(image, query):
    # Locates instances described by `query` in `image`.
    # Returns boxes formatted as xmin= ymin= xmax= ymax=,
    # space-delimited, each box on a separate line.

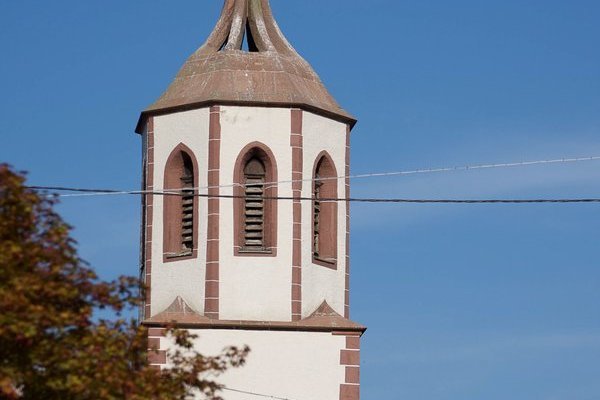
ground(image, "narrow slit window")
xmin=234 ymin=144 xmax=277 ymax=256
xmin=164 ymin=148 xmax=197 ymax=260
xmin=312 ymin=155 xmax=337 ymax=266
xmin=180 ymin=156 xmax=194 ymax=253
xmin=313 ymin=177 xmax=323 ymax=256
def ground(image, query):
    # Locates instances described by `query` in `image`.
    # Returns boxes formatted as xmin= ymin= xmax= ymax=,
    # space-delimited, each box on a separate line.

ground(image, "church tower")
xmin=136 ymin=1 xmax=365 ymax=398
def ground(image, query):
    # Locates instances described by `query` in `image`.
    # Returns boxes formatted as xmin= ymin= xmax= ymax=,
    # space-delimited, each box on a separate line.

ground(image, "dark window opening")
xmin=313 ymin=155 xmax=337 ymax=265
xmin=313 ymin=177 xmax=323 ymax=256
xmin=164 ymin=149 xmax=197 ymax=260
xmin=234 ymin=144 xmax=277 ymax=257
xmin=180 ymin=155 xmax=194 ymax=253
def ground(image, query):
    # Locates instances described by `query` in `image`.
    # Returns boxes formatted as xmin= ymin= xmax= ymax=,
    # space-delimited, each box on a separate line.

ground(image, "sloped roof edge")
xmin=144 ymin=299 xmax=366 ymax=335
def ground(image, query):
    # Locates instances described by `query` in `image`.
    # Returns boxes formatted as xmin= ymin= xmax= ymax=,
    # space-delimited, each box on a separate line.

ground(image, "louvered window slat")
xmin=164 ymin=150 xmax=197 ymax=259
xmin=313 ymin=179 xmax=322 ymax=257
xmin=243 ymin=157 xmax=267 ymax=251
xmin=181 ymin=172 xmax=194 ymax=253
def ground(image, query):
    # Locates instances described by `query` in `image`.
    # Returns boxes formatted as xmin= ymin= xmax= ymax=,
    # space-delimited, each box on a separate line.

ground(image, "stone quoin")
xmin=135 ymin=1 xmax=365 ymax=399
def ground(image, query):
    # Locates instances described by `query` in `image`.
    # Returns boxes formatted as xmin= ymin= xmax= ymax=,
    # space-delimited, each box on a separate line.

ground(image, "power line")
xmin=25 ymin=188 xmax=600 ymax=204
xmin=255 ymin=155 xmax=600 ymax=192
xmin=26 ymin=155 xmax=600 ymax=198
xmin=27 ymin=186 xmax=118 ymax=194
xmin=222 ymin=386 xmax=299 ymax=400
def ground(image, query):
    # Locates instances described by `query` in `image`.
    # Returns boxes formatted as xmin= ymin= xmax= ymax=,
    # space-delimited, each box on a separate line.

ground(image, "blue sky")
xmin=1 ymin=1 xmax=599 ymax=399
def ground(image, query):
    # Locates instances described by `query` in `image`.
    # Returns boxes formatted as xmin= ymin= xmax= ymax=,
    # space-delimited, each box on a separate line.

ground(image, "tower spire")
xmin=136 ymin=0 xmax=355 ymax=133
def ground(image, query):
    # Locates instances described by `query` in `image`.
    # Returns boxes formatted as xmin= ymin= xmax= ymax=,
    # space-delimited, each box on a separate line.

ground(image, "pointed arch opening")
xmin=313 ymin=152 xmax=338 ymax=268
xmin=234 ymin=142 xmax=278 ymax=257
xmin=163 ymin=144 xmax=199 ymax=262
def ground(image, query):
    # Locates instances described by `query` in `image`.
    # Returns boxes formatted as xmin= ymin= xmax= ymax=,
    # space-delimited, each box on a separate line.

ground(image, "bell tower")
xmin=136 ymin=1 xmax=365 ymax=398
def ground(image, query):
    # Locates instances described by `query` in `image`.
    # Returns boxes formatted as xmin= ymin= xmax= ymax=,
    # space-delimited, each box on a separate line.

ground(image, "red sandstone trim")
xmin=340 ymin=350 xmax=360 ymax=366
xmin=345 ymin=367 xmax=360 ymax=384
xmin=290 ymin=109 xmax=303 ymax=321
xmin=344 ymin=124 xmax=351 ymax=318
xmin=148 ymin=350 xmax=167 ymax=365
xmin=143 ymin=320 xmax=366 ymax=333
xmin=147 ymin=328 xmax=166 ymax=337
xmin=346 ymin=336 xmax=360 ymax=349
xmin=148 ymin=337 xmax=160 ymax=349
xmin=205 ymin=106 xmax=221 ymax=319
xmin=340 ymin=385 xmax=360 ymax=400
xmin=147 ymin=326 xmax=166 ymax=367
xmin=339 ymin=332 xmax=361 ymax=400
xmin=331 ymin=331 xmax=363 ymax=336
xmin=162 ymin=143 xmax=200 ymax=263
xmin=233 ymin=142 xmax=278 ymax=257
xmin=144 ymin=117 xmax=155 ymax=319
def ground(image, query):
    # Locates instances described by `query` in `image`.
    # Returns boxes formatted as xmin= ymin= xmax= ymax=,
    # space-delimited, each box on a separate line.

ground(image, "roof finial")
xmin=223 ymin=0 xmax=248 ymax=51
xmin=201 ymin=0 xmax=289 ymax=53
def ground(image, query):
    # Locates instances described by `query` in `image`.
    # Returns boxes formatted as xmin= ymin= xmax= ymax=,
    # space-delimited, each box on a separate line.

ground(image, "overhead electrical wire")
xmin=24 ymin=155 xmax=600 ymax=204
xmin=222 ymin=386 xmax=300 ymax=400
xmin=29 ymin=155 xmax=600 ymax=197
xmin=259 ymin=155 xmax=600 ymax=192
xmin=24 ymin=189 xmax=600 ymax=204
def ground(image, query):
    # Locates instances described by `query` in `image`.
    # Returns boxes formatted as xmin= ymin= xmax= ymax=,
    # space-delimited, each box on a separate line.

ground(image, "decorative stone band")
xmin=144 ymin=298 xmax=366 ymax=334
xmin=143 ymin=317 xmax=366 ymax=334
xmin=205 ymin=106 xmax=221 ymax=319
xmin=290 ymin=109 xmax=303 ymax=321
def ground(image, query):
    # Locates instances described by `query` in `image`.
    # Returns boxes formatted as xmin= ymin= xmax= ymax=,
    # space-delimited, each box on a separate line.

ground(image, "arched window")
xmin=313 ymin=153 xmax=337 ymax=266
xmin=164 ymin=145 xmax=198 ymax=261
xmin=234 ymin=144 xmax=278 ymax=256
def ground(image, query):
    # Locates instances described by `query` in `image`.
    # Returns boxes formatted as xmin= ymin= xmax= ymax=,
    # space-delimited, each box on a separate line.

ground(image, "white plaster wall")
xmin=218 ymin=106 xmax=293 ymax=321
xmin=149 ymin=106 xmax=347 ymax=322
xmin=301 ymin=112 xmax=348 ymax=318
xmin=151 ymin=109 xmax=210 ymax=316
xmin=162 ymin=329 xmax=346 ymax=400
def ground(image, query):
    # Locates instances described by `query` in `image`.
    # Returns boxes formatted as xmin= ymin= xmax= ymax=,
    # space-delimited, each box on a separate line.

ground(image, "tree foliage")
xmin=0 ymin=164 xmax=249 ymax=400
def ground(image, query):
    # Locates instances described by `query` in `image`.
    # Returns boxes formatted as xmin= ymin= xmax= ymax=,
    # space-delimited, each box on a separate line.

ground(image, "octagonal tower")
xmin=136 ymin=1 xmax=365 ymax=399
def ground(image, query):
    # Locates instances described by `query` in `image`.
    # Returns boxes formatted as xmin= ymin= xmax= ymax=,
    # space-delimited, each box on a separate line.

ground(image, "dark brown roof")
xmin=144 ymin=297 xmax=366 ymax=334
xmin=136 ymin=0 xmax=356 ymax=133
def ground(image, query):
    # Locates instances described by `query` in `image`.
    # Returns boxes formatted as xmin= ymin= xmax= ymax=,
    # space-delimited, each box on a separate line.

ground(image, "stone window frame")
xmin=162 ymin=143 xmax=199 ymax=263
xmin=312 ymin=151 xmax=338 ymax=269
xmin=233 ymin=142 xmax=278 ymax=257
